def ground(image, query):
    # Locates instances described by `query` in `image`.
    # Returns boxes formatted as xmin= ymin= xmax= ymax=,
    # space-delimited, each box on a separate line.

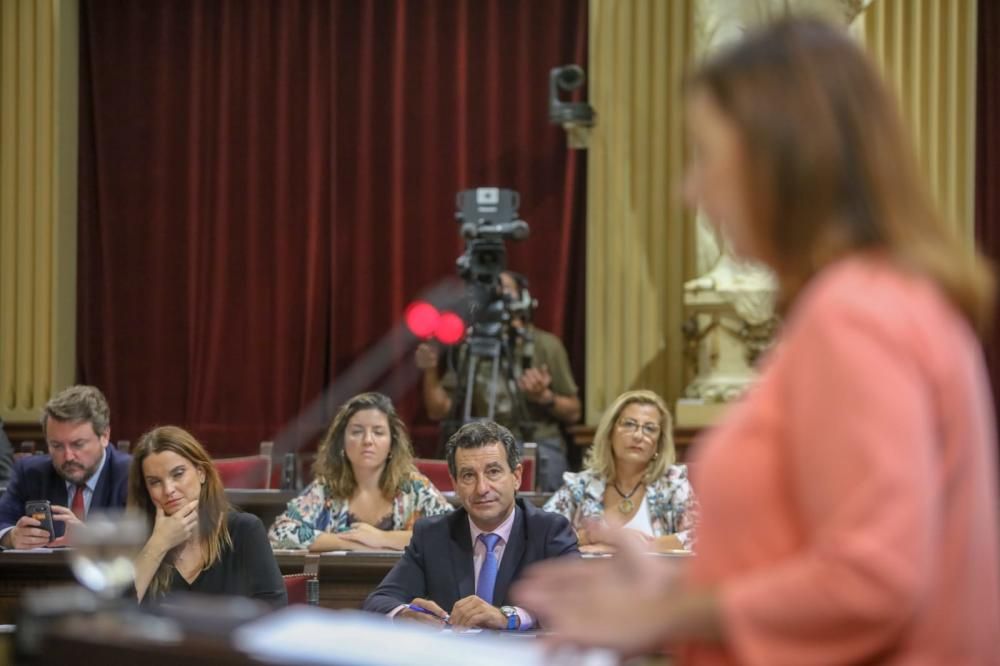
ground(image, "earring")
xmin=653 ymin=452 xmax=659 ymax=459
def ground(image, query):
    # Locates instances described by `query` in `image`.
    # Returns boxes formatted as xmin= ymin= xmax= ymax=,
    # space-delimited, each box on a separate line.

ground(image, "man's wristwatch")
xmin=500 ymin=605 xmax=520 ymax=631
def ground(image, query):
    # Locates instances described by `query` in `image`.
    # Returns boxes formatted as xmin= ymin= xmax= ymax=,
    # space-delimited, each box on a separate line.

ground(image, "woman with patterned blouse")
xmin=544 ymin=390 xmax=697 ymax=553
xmin=269 ymin=392 xmax=452 ymax=551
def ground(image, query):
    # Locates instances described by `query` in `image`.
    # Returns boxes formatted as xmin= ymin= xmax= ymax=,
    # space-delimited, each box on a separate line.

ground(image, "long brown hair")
xmin=313 ymin=392 xmax=416 ymax=500
xmin=688 ymin=18 xmax=993 ymax=332
xmin=128 ymin=425 xmax=232 ymax=599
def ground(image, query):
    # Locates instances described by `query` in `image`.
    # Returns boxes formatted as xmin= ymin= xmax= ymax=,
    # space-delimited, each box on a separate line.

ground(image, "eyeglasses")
xmin=616 ymin=419 xmax=660 ymax=438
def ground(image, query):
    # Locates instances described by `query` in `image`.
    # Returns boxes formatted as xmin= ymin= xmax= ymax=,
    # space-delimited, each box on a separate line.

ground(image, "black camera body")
xmin=439 ymin=187 xmax=538 ymax=451
xmin=549 ymin=64 xmax=595 ymax=126
xmin=454 ymin=188 xmax=529 ymax=336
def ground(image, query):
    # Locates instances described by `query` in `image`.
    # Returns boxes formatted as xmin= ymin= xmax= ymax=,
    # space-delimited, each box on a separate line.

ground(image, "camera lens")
xmin=556 ymin=65 xmax=585 ymax=91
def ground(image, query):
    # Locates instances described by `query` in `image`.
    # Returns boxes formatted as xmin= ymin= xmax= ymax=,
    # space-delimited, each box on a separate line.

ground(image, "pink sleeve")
xmin=722 ymin=297 xmax=940 ymax=665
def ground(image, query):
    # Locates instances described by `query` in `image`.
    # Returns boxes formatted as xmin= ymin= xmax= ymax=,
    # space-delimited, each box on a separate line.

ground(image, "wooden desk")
xmin=227 ymin=489 xmax=553 ymax=529
xmin=0 ymin=549 xmax=398 ymax=623
xmin=275 ymin=551 xmax=400 ymax=609
xmin=0 ymin=489 xmax=551 ymax=526
xmin=0 ymin=549 xmax=77 ymax=623
xmin=0 ymin=491 xmax=555 ymax=622
xmin=0 ymin=547 xmax=687 ymax=625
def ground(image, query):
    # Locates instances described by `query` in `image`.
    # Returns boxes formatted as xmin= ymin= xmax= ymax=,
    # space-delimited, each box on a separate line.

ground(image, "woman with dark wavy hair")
xmin=269 ymin=392 xmax=452 ymax=551
xmin=515 ymin=17 xmax=998 ymax=664
xmin=130 ymin=425 xmax=285 ymax=607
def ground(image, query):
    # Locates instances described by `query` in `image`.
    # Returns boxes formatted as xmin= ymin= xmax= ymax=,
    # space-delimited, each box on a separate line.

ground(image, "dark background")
xmin=76 ymin=0 xmax=588 ymax=457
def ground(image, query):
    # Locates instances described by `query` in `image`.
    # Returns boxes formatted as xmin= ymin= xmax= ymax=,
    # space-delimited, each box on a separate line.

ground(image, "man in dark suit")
xmin=0 ymin=385 xmax=130 ymax=549
xmin=363 ymin=420 xmax=578 ymax=630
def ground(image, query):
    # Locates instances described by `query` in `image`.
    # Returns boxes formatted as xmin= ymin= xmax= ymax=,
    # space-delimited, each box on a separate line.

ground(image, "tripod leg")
xmin=486 ymin=344 xmax=502 ymax=421
xmin=463 ymin=355 xmax=478 ymax=422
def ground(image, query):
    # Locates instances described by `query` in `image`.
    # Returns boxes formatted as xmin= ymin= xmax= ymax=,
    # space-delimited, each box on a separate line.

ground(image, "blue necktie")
xmin=476 ymin=533 xmax=501 ymax=604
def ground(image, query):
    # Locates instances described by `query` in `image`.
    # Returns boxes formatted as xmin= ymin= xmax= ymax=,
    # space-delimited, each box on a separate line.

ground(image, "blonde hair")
xmin=313 ymin=392 xmax=416 ymax=500
xmin=689 ymin=18 xmax=994 ymax=333
xmin=586 ymin=390 xmax=675 ymax=482
xmin=128 ymin=425 xmax=232 ymax=600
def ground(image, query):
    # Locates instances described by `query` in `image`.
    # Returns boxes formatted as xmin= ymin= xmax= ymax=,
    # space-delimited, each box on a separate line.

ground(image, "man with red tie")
xmin=0 ymin=385 xmax=130 ymax=549
xmin=363 ymin=420 xmax=579 ymax=630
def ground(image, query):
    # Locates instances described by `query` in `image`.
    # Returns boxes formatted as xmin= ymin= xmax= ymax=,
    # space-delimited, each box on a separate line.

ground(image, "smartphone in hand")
xmin=25 ymin=500 xmax=55 ymax=542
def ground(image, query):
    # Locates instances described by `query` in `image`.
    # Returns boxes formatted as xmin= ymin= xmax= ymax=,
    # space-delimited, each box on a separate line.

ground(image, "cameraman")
xmin=415 ymin=271 xmax=581 ymax=491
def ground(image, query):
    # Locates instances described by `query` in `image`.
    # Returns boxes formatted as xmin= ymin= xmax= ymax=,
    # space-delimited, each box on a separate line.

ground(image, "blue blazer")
xmin=363 ymin=498 xmax=579 ymax=615
xmin=0 ymin=446 xmax=131 ymax=538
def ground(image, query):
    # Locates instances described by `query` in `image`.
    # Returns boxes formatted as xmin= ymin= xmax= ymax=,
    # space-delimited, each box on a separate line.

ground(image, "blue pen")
xmin=407 ymin=603 xmax=450 ymax=624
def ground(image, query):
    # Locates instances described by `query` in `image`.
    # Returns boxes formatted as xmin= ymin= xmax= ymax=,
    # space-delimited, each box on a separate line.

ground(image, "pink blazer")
xmin=683 ymin=256 xmax=1000 ymax=665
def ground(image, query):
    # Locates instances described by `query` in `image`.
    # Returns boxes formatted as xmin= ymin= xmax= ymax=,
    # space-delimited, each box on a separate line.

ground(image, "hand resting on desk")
xmin=449 ymin=595 xmax=508 ymax=630
xmin=396 ymin=596 xmax=449 ymax=627
xmin=307 ymin=525 xmax=412 ymax=552
xmin=513 ymin=522 xmax=696 ymax=654
xmin=578 ymin=520 xmax=685 ymax=555
xmin=397 ymin=594 xmax=509 ymax=631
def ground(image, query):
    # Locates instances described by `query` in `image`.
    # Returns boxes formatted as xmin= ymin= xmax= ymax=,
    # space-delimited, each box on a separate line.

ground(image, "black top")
xmin=150 ymin=512 xmax=286 ymax=609
xmin=347 ymin=511 xmax=394 ymax=530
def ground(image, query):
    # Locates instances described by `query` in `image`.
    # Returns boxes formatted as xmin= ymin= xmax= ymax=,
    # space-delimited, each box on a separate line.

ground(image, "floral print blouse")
xmin=543 ymin=466 xmax=699 ymax=549
xmin=268 ymin=471 xmax=453 ymax=549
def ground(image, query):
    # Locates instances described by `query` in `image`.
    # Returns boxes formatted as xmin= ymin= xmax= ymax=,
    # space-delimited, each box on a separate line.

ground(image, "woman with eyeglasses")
xmin=543 ymin=390 xmax=697 ymax=553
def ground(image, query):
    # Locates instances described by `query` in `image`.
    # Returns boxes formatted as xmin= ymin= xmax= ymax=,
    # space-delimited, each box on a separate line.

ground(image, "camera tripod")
xmin=439 ymin=324 xmax=537 ymax=452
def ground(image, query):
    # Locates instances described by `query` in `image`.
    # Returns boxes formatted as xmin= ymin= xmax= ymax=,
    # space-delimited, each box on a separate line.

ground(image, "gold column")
xmin=0 ymin=0 xmax=78 ymax=423
xmin=586 ymin=0 xmax=697 ymax=423
xmin=855 ymin=0 xmax=977 ymax=246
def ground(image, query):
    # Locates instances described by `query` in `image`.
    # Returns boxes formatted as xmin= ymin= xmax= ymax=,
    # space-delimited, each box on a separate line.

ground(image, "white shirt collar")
xmin=468 ymin=501 xmax=518 ymax=547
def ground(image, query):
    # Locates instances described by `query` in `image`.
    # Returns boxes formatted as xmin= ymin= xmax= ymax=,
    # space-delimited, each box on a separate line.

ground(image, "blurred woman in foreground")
xmin=130 ymin=426 xmax=286 ymax=607
xmin=544 ymin=390 xmax=697 ymax=553
xmin=515 ymin=17 xmax=999 ymax=664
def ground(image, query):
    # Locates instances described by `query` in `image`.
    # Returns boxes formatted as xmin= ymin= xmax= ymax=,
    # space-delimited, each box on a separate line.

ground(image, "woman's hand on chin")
xmin=150 ymin=499 xmax=199 ymax=551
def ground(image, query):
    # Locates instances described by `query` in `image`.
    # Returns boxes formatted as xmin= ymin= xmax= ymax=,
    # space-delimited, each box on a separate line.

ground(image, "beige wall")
xmin=585 ymin=0 xmax=698 ymax=424
xmin=855 ymin=0 xmax=978 ymax=246
xmin=0 ymin=0 xmax=78 ymax=423
xmin=584 ymin=0 xmax=979 ymax=424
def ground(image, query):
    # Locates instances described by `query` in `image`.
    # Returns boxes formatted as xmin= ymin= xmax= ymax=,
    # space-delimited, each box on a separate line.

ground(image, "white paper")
xmin=233 ymin=606 xmax=615 ymax=666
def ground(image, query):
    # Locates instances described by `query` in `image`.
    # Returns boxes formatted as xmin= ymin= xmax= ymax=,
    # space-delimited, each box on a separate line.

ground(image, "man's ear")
xmin=512 ymin=463 xmax=523 ymax=488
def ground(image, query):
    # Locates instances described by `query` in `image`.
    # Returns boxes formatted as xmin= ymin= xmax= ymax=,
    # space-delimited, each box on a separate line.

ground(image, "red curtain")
xmin=976 ymin=0 xmax=1000 ymax=426
xmin=78 ymin=0 xmax=588 ymax=456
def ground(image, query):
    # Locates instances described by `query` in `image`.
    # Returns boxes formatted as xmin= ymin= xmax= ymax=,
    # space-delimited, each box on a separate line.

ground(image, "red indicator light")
xmin=404 ymin=301 xmax=440 ymax=338
xmin=435 ymin=311 xmax=466 ymax=345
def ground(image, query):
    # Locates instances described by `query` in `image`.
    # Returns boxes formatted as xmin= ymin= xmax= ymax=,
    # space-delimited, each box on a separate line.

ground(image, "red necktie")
xmin=71 ymin=485 xmax=86 ymax=521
